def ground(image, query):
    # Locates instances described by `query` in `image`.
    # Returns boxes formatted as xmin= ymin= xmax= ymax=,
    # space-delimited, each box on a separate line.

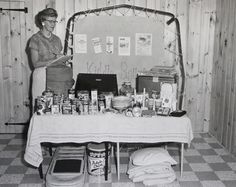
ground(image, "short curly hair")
xmin=36 ymin=8 xmax=58 ymax=28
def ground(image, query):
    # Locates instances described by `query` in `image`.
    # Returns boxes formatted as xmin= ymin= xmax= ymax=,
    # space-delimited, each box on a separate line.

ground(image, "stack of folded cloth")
xmin=127 ymin=147 xmax=178 ymax=186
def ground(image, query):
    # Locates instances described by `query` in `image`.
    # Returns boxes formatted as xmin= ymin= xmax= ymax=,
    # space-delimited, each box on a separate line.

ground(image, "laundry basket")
xmin=46 ymin=146 xmax=86 ymax=187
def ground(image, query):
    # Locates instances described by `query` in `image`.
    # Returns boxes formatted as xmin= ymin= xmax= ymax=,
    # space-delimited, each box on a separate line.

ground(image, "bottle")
xmin=68 ymin=88 xmax=75 ymax=100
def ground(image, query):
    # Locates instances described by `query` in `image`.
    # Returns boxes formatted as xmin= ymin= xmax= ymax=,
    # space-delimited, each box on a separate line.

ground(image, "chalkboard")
xmin=71 ymin=15 xmax=175 ymax=88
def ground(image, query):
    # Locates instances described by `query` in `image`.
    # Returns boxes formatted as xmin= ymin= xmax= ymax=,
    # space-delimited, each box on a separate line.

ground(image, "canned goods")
xmin=101 ymin=92 xmax=113 ymax=109
xmin=148 ymin=98 xmax=155 ymax=110
xmin=51 ymin=105 xmax=60 ymax=114
xmin=83 ymin=100 xmax=89 ymax=114
xmin=62 ymin=104 xmax=72 ymax=114
xmin=132 ymin=105 xmax=142 ymax=117
xmin=53 ymin=94 xmax=62 ymax=105
xmin=71 ymin=104 xmax=77 ymax=114
xmin=151 ymin=90 xmax=158 ymax=99
xmin=42 ymin=89 xmax=53 ymax=97
xmin=36 ymin=96 xmax=46 ymax=115
xmin=87 ymin=143 xmax=111 ymax=176
xmin=68 ymin=88 xmax=75 ymax=100
xmin=98 ymin=94 xmax=105 ymax=112
xmin=76 ymin=100 xmax=83 ymax=114
xmin=77 ymin=90 xmax=89 ymax=101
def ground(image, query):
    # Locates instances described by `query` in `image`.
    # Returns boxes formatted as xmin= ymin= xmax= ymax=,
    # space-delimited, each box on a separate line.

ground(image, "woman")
xmin=29 ymin=8 xmax=62 ymax=111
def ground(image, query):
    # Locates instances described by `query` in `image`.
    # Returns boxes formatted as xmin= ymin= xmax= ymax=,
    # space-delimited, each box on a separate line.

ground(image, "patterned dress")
xmin=29 ymin=31 xmax=62 ymax=110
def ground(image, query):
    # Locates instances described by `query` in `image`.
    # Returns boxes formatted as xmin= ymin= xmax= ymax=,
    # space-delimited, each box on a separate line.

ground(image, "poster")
xmin=92 ymin=37 xmax=102 ymax=53
xmin=135 ymin=33 xmax=152 ymax=56
xmin=118 ymin=37 xmax=130 ymax=56
xmin=106 ymin=36 xmax=114 ymax=54
xmin=74 ymin=34 xmax=87 ymax=53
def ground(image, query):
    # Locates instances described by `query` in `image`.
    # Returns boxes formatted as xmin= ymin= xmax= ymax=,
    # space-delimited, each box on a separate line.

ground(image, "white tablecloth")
xmin=24 ymin=113 xmax=193 ymax=167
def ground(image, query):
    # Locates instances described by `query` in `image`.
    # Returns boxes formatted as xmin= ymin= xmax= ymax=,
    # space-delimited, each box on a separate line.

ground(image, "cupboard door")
xmin=0 ymin=1 xmax=30 ymax=132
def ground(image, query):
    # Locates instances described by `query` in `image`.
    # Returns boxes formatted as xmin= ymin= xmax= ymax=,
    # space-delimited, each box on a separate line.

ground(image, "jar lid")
xmin=87 ymin=143 xmax=111 ymax=151
xmin=125 ymin=81 xmax=131 ymax=85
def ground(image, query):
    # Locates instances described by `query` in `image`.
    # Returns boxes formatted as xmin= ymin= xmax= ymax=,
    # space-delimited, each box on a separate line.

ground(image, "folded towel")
xmin=127 ymin=154 xmax=177 ymax=186
xmin=130 ymin=147 xmax=177 ymax=166
xmin=128 ymin=158 xmax=172 ymax=176
xmin=128 ymin=164 xmax=173 ymax=179
xmin=131 ymin=167 xmax=176 ymax=182
xmin=144 ymin=179 xmax=180 ymax=187
xmin=143 ymin=175 xmax=176 ymax=186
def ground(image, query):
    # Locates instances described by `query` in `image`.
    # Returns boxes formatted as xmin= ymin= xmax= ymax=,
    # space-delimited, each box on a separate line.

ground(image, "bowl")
xmin=112 ymin=96 xmax=132 ymax=111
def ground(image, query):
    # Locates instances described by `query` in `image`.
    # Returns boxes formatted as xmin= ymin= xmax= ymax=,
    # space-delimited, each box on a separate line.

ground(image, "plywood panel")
xmin=215 ymin=0 xmax=229 ymax=142
xmin=176 ymin=0 xmax=188 ymax=108
xmin=209 ymin=0 xmax=222 ymax=137
xmin=208 ymin=0 xmax=236 ymax=156
xmin=0 ymin=1 xmax=28 ymax=133
xmin=0 ymin=34 xmax=4 ymax=127
xmin=55 ymin=0 xmax=66 ymax=43
xmin=0 ymin=0 xmax=220 ymax=134
xmin=196 ymin=0 xmax=217 ymax=132
xmin=10 ymin=1 xmax=25 ymax=122
xmin=163 ymin=0 xmax=177 ymax=67
xmin=32 ymin=0 xmax=46 ymax=34
xmin=221 ymin=0 xmax=235 ymax=147
xmin=0 ymin=3 xmax=12 ymax=124
xmin=75 ymin=0 xmax=87 ymax=11
xmin=228 ymin=1 xmax=236 ymax=151
xmin=185 ymin=0 xmax=202 ymax=132
xmin=203 ymin=0 xmax=216 ymax=132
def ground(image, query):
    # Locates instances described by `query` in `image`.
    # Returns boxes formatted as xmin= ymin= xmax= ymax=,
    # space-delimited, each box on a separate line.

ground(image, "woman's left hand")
xmin=55 ymin=53 xmax=63 ymax=59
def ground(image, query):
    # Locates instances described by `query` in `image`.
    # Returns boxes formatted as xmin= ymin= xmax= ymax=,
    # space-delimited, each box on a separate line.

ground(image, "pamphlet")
xmin=47 ymin=55 xmax=73 ymax=67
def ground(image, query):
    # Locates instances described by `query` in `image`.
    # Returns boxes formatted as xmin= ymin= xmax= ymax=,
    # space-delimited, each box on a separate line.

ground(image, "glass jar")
xmin=119 ymin=81 xmax=134 ymax=97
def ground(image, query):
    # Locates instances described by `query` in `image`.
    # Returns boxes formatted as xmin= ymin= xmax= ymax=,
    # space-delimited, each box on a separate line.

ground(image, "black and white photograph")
xmin=0 ymin=0 xmax=236 ymax=186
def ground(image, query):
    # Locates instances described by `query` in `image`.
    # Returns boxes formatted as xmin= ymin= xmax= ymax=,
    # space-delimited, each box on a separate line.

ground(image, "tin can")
xmin=83 ymin=100 xmax=89 ymax=114
xmin=62 ymin=104 xmax=72 ymax=114
xmin=76 ymin=100 xmax=83 ymax=114
xmin=98 ymin=94 xmax=105 ymax=112
xmin=77 ymin=90 xmax=89 ymax=101
xmin=36 ymin=96 xmax=46 ymax=115
xmin=71 ymin=104 xmax=77 ymax=114
xmin=102 ymin=92 xmax=113 ymax=109
xmin=132 ymin=105 xmax=142 ymax=117
xmin=91 ymin=90 xmax=98 ymax=114
xmin=42 ymin=89 xmax=53 ymax=97
xmin=151 ymin=90 xmax=158 ymax=99
xmin=51 ymin=105 xmax=60 ymax=114
xmin=148 ymin=98 xmax=155 ymax=110
xmin=53 ymin=94 xmax=61 ymax=105
xmin=87 ymin=143 xmax=111 ymax=176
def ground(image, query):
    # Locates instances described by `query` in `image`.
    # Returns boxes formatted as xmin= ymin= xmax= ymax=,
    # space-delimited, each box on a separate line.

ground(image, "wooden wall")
xmin=209 ymin=0 xmax=236 ymax=155
xmin=0 ymin=0 xmax=217 ymax=136
xmin=0 ymin=0 xmax=30 ymax=133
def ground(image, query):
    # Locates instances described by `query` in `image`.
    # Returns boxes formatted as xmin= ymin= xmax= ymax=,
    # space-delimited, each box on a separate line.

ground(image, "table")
xmin=24 ymin=113 xmax=193 ymax=179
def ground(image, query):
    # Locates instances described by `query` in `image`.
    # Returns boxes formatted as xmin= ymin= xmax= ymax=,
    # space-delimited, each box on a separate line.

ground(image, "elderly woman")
xmin=29 ymin=8 xmax=63 ymax=111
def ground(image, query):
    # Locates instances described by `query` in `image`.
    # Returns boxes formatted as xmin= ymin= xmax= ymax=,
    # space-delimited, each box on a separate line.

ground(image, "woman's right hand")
xmin=54 ymin=53 xmax=63 ymax=59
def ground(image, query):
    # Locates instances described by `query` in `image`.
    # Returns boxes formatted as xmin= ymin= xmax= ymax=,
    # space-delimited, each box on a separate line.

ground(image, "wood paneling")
xmin=0 ymin=0 xmax=218 ymax=140
xmin=209 ymin=0 xmax=236 ymax=155
xmin=0 ymin=1 xmax=27 ymax=133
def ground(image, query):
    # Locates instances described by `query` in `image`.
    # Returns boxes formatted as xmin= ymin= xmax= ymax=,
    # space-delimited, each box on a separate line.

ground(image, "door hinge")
xmin=0 ymin=7 xmax=28 ymax=13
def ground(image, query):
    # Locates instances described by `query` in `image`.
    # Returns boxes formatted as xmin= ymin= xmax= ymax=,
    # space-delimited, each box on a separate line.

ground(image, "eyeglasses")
xmin=45 ymin=19 xmax=58 ymax=24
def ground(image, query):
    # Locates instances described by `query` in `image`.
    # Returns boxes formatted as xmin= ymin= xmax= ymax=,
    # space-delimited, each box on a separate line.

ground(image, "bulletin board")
xmin=64 ymin=4 xmax=185 ymax=109
xmin=72 ymin=16 xmax=167 ymax=84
